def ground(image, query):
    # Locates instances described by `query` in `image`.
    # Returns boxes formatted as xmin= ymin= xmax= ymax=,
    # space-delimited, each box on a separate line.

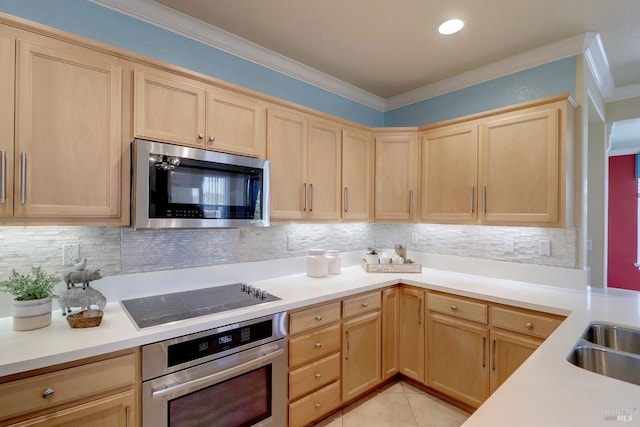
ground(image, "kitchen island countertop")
xmin=1 ymin=255 xmax=639 ymax=426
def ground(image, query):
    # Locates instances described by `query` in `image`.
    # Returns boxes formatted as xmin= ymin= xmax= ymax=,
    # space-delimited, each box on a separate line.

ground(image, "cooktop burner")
xmin=120 ymin=283 xmax=280 ymax=329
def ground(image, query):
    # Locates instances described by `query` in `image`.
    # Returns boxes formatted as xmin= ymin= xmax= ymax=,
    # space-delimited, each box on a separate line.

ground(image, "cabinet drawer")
xmin=289 ymin=352 xmax=340 ymax=401
xmin=290 ymin=301 xmax=341 ymax=335
xmin=289 ymin=323 xmax=341 ymax=368
xmin=491 ymin=306 xmax=563 ymax=339
xmin=428 ymin=293 xmax=487 ymax=324
xmin=0 ymin=353 xmax=136 ymax=421
xmin=288 ymin=380 xmax=341 ymax=427
xmin=342 ymin=291 xmax=381 ymax=318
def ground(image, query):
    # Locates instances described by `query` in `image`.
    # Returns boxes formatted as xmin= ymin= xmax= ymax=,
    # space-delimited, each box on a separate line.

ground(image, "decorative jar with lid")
xmin=326 ymin=250 xmax=341 ymax=275
xmin=307 ymin=249 xmax=328 ymax=277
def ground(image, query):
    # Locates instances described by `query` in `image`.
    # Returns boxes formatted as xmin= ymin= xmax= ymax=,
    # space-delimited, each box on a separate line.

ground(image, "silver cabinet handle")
xmin=20 ymin=153 xmax=26 ymax=205
xmin=0 ymin=150 xmax=5 ymax=204
xmin=482 ymin=185 xmax=487 ymax=214
xmin=125 ymin=406 xmax=130 ymax=427
xmin=409 ymin=190 xmax=413 ymax=215
xmin=482 ymin=337 xmax=486 ymax=368
xmin=315 ymin=342 xmax=322 ymax=349
xmin=525 ymin=322 xmax=533 ymax=329
xmin=309 ymin=183 xmax=314 ymax=212
xmin=42 ymin=388 xmax=55 ymax=399
xmin=209 ymin=135 xmax=216 ymax=142
xmin=315 ymin=314 xmax=323 ymax=321
xmin=418 ymin=298 xmax=422 ymax=325
xmin=345 ymin=330 xmax=350 ymax=360
xmin=198 ymin=133 xmax=205 ymax=139
xmin=303 ymin=183 xmax=308 ymax=211
xmin=315 ymin=403 xmax=321 ymax=409
xmin=344 ymin=187 xmax=349 ymax=212
xmin=362 ymin=302 xmax=369 ymax=308
xmin=469 ymin=186 xmax=475 ymax=213
xmin=315 ymin=372 xmax=322 ymax=379
xmin=450 ymin=305 xmax=457 ymax=312
xmin=492 ymin=339 xmax=496 ymax=371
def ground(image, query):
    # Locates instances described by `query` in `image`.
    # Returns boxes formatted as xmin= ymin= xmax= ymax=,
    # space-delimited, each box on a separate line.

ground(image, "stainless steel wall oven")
xmin=141 ymin=312 xmax=287 ymax=427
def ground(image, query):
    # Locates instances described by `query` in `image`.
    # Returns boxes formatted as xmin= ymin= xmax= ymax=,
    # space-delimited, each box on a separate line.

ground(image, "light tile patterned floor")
xmin=313 ymin=381 xmax=470 ymax=427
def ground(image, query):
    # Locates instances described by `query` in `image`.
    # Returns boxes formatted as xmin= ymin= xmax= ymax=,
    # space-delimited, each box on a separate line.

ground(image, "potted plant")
xmin=0 ymin=267 xmax=60 ymax=331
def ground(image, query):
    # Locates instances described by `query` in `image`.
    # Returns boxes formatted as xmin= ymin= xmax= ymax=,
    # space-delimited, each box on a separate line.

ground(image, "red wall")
xmin=608 ymin=155 xmax=640 ymax=290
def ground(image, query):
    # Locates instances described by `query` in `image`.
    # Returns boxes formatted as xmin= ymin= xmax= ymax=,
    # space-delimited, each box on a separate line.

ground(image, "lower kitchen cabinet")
xmin=381 ymin=286 xmax=400 ymax=380
xmin=489 ymin=330 xmax=541 ymax=394
xmin=0 ymin=348 xmax=139 ymax=426
xmin=399 ymin=286 xmax=425 ymax=382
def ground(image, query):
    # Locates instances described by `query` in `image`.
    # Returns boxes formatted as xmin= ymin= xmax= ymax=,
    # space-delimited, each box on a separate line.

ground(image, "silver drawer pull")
xmin=315 ymin=342 xmax=322 ymax=349
xmin=42 ymin=388 xmax=55 ymax=399
xmin=362 ymin=302 xmax=369 ymax=308
xmin=198 ymin=133 xmax=205 ymax=139
xmin=315 ymin=314 xmax=323 ymax=321
xmin=450 ymin=305 xmax=457 ymax=311
xmin=525 ymin=322 xmax=533 ymax=329
xmin=315 ymin=372 xmax=321 ymax=379
xmin=315 ymin=403 xmax=322 ymax=409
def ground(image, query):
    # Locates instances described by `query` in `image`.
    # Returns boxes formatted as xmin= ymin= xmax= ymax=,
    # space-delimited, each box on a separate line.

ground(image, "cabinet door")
xmin=15 ymin=39 xmax=122 ymax=219
xmin=307 ymin=119 xmax=341 ymax=220
xmin=205 ymin=87 xmax=266 ymax=158
xmin=9 ymin=390 xmax=135 ymax=427
xmin=381 ymin=287 xmax=399 ymax=380
xmin=489 ymin=330 xmax=541 ymax=394
xmin=0 ymin=33 xmax=14 ymax=218
xmin=267 ymin=107 xmax=308 ymax=220
xmin=427 ymin=313 xmax=489 ymax=408
xmin=421 ymin=123 xmax=478 ymax=222
xmin=342 ymin=127 xmax=371 ymax=221
xmin=399 ymin=287 xmax=425 ymax=382
xmin=133 ymin=69 xmax=206 ymax=148
xmin=479 ymin=106 xmax=559 ymax=225
xmin=342 ymin=311 xmax=381 ymax=402
xmin=374 ymin=131 xmax=419 ymax=221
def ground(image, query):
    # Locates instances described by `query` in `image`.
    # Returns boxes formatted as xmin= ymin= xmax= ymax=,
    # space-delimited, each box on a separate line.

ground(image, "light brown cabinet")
xmin=399 ymin=286 xmax=425 ymax=382
xmin=342 ymin=127 xmax=372 ymax=221
xmin=373 ymin=129 xmax=419 ymax=222
xmin=134 ymin=69 xmax=266 ymax=158
xmin=342 ymin=292 xmax=382 ymax=403
xmin=0 ymin=32 xmax=15 ymax=219
xmin=268 ymin=108 xmax=341 ymax=221
xmin=381 ymin=286 xmax=400 ymax=380
xmin=11 ymin=35 xmax=124 ymax=223
xmin=0 ymin=349 xmax=139 ymax=426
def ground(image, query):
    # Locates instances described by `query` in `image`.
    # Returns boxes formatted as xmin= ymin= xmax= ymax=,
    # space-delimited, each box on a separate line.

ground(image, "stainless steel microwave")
xmin=131 ymin=139 xmax=270 ymax=229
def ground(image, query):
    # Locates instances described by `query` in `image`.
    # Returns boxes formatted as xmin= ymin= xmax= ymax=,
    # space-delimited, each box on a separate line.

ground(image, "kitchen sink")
xmin=582 ymin=323 xmax=640 ymax=355
xmin=568 ymin=322 xmax=640 ymax=387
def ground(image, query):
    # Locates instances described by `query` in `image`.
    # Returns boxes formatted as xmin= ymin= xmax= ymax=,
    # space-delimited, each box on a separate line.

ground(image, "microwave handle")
xmin=151 ymin=347 xmax=284 ymax=399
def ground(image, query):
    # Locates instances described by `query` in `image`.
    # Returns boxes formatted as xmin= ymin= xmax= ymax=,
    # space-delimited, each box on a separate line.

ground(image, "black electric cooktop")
xmin=120 ymin=283 xmax=280 ymax=329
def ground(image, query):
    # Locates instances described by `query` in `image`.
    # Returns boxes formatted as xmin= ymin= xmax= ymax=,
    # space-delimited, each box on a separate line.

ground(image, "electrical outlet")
xmin=287 ymin=235 xmax=296 ymax=250
xmin=63 ymin=243 xmax=80 ymax=265
xmin=539 ymin=239 xmax=551 ymax=256
xmin=504 ymin=238 xmax=515 ymax=254
xmin=411 ymin=232 xmax=419 ymax=244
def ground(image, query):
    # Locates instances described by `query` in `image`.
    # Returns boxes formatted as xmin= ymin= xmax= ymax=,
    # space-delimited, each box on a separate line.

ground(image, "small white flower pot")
xmin=12 ymin=298 xmax=53 ymax=331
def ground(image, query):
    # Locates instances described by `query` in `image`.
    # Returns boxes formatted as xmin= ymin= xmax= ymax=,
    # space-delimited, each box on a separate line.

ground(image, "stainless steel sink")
xmin=568 ymin=322 xmax=640 ymax=387
xmin=583 ymin=323 xmax=640 ymax=355
xmin=568 ymin=345 xmax=640 ymax=386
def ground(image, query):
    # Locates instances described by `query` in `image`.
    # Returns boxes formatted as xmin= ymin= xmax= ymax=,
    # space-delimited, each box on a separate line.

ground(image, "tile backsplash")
xmin=0 ymin=223 xmax=577 ymax=280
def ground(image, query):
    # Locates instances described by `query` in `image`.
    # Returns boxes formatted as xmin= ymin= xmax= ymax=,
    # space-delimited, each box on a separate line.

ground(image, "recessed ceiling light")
xmin=438 ymin=18 xmax=465 ymax=35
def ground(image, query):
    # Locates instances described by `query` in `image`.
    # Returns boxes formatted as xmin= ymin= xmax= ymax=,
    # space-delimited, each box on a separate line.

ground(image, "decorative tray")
xmin=360 ymin=259 xmax=422 ymax=273
xmin=66 ymin=309 xmax=104 ymax=328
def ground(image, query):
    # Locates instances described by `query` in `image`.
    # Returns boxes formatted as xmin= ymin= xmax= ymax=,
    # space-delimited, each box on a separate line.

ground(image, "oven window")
xmin=168 ymin=365 xmax=272 ymax=427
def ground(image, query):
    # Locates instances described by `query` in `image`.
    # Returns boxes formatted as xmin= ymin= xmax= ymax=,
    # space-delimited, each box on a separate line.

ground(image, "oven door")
xmin=142 ymin=340 xmax=286 ymax=427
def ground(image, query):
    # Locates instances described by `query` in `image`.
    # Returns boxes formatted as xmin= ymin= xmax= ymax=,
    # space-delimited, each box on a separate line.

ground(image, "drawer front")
xmin=289 ymin=323 xmax=341 ymax=368
xmin=288 ymin=380 xmax=341 ymax=427
xmin=491 ymin=306 xmax=563 ymax=339
xmin=342 ymin=291 xmax=381 ymax=318
xmin=290 ymin=301 xmax=341 ymax=335
xmin=0 ymin=353 xmax=136 ymax=421
xmin=289 ymin=352 xmax=340 ymax=401
xmin=428 ymin=293 xmax=488 ymax=324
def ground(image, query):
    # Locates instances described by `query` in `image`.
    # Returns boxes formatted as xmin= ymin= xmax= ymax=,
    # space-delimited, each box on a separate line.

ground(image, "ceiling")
xmin=147 ymin=0 xmax=640 ymax=101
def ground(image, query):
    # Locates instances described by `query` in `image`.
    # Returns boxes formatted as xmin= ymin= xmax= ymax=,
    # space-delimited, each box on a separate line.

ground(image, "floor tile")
xmin=342 ymin=390 xmax=418 ymax=427
xmin=406 ymin=392 xmax=469 ymax=427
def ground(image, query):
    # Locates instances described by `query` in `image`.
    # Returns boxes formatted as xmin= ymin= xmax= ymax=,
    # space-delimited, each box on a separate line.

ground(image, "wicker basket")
xmin=361 ymin=259 xmax=422 ymax=273
xmin=66 ymin=309 xmax=103 ymax=328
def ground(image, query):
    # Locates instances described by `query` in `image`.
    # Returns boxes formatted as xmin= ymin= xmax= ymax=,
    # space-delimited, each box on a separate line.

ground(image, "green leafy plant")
xmin=0 ymin=267 xmax=60 ymax=301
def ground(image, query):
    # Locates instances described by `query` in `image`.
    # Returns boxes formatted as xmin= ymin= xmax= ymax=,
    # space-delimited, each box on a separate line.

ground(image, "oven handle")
xmin=151 ymin=347 xmax=285 ymax=399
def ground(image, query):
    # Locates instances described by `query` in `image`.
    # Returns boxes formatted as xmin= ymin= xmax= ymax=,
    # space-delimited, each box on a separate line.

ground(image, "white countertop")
xmin=2 ymin=253 xmax=640 ymax=426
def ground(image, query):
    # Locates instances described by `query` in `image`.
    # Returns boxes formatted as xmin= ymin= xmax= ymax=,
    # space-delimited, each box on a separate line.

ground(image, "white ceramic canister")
xmin=326 ymin=250 xmax=341 ymax=275
xmin=307 ymin=249 xmax=328 ymax=277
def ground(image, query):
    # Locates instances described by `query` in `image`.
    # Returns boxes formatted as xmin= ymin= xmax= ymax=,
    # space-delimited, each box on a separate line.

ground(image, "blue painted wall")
xmin=0 ymin=0 xmax=577 ymax=129
xmin=385 ymin=57 xmax=577 ymax=127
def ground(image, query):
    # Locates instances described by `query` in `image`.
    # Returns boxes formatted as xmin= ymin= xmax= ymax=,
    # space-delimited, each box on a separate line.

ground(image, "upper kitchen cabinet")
xmin=133 ymin=68 xmax=267 ymax=158
xmin=342 ymin=127 xmax=372 ymax=221
xmin=0 ymin=33 xmax=15 ymax=219
xmin=420 ymin=122 xmax=478 ymax=223
xmin=13 ymin=36 xmax=124 ymax=221
xmin=374 ymin=129 xmax=419 ymax=222
xmin=478 ymin=99 xmax=571 ymax=226
xmin=267 ymin=107 xmax=341 ymax=221
xmin=133 ymin=68 xmax=207 ymax=149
